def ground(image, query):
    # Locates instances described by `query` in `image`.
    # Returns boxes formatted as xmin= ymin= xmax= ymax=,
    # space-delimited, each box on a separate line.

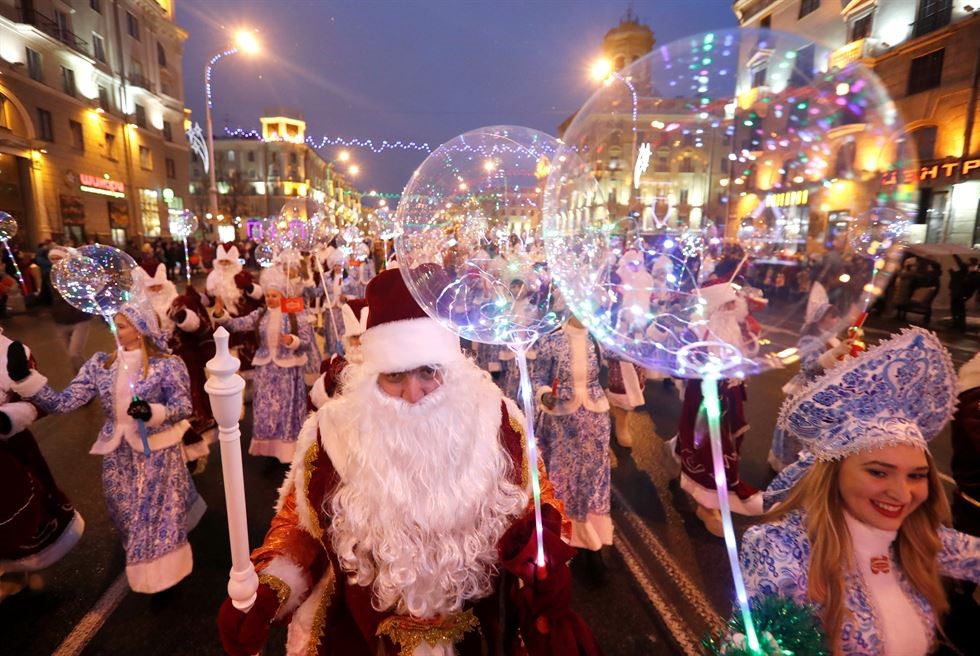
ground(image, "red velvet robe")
xmin=169 ymin=286 xmax=216 ymax=438
xmin=250 ymin=401 xmax=601 ymax=656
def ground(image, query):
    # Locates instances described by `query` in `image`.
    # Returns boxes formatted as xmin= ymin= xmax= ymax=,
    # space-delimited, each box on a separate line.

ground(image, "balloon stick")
xmin=2 ymin=239 xmax=29 ymax=295
xmin=514 ymin=345 xmax=547 ymax=568
xmin=701 ymin=376 xmax=762 ymax=655
xmin=312 ymin=255 xmax=343 ymax=356
xmin=182 ymin=238 xmax=191 ymax=286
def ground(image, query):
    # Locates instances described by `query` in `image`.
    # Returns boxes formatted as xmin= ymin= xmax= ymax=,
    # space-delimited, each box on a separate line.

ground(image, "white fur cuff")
xmin=309 ymin=376 xmax=329 ymax=409
xmin=10 ymin=371 xmax=47 ymax=398
xmin=0 ymin=401 xmax=38 ymax=437
xmin=261 ymin=556 xmax=310 ymax=620
xmin=147 ymin=403 xmax=168 ymax=428
xmin=176 ymin=311 xmax=201 ymax=333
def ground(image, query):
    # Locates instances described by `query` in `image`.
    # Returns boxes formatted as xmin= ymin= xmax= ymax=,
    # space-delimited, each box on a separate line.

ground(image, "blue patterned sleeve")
xmin=160 ymin=357 xmax=192 ymax=423
xmin=740 ymin=523 xmax=808 ymax=603
xmin=218 ymin=307 xmax=262 ymax=333
xmin=938 ymin=528 xmax=980 ymax=583
xmin=797 ymin=336 xmax=826 ymax=378
xmin=30 ymin=354 xmax=102 ymax=414
xmin=530 ymin=333 xmax=556 ymax=391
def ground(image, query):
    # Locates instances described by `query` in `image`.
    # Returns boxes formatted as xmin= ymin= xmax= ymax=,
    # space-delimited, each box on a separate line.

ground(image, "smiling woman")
xmin=740 ymin=328 xmax=980 ymax=656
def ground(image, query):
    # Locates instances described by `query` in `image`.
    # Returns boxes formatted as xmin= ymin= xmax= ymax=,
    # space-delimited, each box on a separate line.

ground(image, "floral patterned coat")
xmin=531 ymin=325 xmax=609 ymax=416
xmin=740 ymin=510 xmax=980 ymax=655
xmin=13 ymin=352 xmax=192 ymax=455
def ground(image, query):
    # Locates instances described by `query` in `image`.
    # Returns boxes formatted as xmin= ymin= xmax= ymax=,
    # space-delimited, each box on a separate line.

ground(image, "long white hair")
xmin=326 ymin=359 xmax=528 ymax=618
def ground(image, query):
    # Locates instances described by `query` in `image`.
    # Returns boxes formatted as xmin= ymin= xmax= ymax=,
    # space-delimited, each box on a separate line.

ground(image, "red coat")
xmin=249 ymin=401 xmax=601 ymax=656
xmin=169 ymin=285 xmax=216 ymax=435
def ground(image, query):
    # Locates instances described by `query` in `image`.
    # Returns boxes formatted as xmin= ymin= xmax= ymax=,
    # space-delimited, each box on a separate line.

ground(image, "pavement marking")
xmin=613 ymin=517 xmax=703 ymax=656
xmin=613 ymin=485 xmax=725 ymax=629
xmin=51 ymin=572 xmax=129 ymax=656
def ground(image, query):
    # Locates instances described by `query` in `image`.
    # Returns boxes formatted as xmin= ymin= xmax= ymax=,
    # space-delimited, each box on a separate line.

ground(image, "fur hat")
xmin=215 ymin=243 xmax=240 ymax=263
xmin=698 ymin=281 xmax=738 ymax=316
xmin=340 ymin=298 xmax=369 ymax=336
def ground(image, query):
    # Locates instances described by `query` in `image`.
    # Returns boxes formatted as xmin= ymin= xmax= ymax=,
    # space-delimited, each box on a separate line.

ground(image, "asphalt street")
xmin=1 ymin=303 xmax=976 ymax=655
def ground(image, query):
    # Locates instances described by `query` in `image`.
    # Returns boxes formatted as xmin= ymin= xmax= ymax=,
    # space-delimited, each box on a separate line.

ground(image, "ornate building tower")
xmin=601 ymin=6 xmax=655 ymax=72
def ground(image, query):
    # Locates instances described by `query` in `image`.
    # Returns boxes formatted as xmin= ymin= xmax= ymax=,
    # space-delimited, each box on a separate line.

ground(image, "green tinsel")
xmin=701 ymin=595 xmax=830 ymax=656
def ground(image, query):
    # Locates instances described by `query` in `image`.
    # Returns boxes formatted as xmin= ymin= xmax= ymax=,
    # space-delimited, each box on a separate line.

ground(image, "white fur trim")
xmin=175 ymin=310 xmax=201 ymax=333
xmin=619 ymin=361 xmax=645 ymax=407
xmin=309 ymin=376 xmax=329 ymax=409
xmin=359 ymin=317 xmax=463 ymax=373
xmin=569 ymin=513 xmax=613 ymax=550
xmin=147 ymin=403 xmax=167 ymax=428
xmin=275 ymin=413 xmax=320 ymax=517
xmin=0 ymin=401 xmax=38 ymax=437
xmin=502 ymin=396 xmax=526 ymax=426
xmin=0 ymin=511 xmax=84 ymax=572
xmin=285 ymin=568 xmax=335 ymax=656
xmin=282 ymin=334 xmax=301 ymax=350
xmin=340 ymin=303 xmax=368 ymax=336
xmin=181 ymin=438 xmax=210 ymax=462
xmin=261 ymin=555 xmax=311 ymax=620
xmin=10 ymin=371 xmax=47 ymax=397
xmin=249 ymin=438 xmax=297 ymax=464
xmin=126 ymin=542 xmax=193 ymax=593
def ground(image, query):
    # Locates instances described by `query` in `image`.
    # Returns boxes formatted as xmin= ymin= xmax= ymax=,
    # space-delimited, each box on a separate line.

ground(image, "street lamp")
xmin=205 ymin=29 xmax=261 ymax=218
xmin=348 ymin=164 xmax=360 ymax=177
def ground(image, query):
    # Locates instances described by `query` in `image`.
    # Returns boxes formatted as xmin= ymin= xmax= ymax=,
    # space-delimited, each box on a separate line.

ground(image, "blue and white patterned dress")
xmin=14 ymin=349 xmax=204 ymax=593
xmin=219 ymin=306 xmax=318 ymax=463
xmin=740 ymin=510 xmax=980 ymax=655
xmin=532 ymin=323 xmax=612 ymax=550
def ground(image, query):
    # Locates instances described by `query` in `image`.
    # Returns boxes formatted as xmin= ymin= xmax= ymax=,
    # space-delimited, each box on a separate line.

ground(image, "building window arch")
xmin=909 ymin=124 xmax=938 ymax=160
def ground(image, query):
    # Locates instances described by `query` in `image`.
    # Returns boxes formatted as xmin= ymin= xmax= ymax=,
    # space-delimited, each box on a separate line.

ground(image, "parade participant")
xmin=533 ymin=315 xmax=613 ymax=568
xmin=741 ymin=328 xmax=980 ymax=656
xmin=1 ymin=333 xmax=84 ymax=600
xmin=7 ymin=300 xmax=203 ymax=594
xmin=320 ymin=250 xmax=353 ymax=358
xmin=217 ymin=268 xmax=600 ymax=656
xmin=615 ymin=248 xmax=653 ymax=335
xmin=604 ymin=353 xmax=646 ymax=449
xmin=214 ymin=263 xmax=318 ymax=464
xmin=205 ymin=243 xmax=263 ymax=370
xmin=664 ymin=281 xmax=763 ymax=537
xmin=140 ymin=264 xmax=217 ymax=464
xmin=47 ymin=246 xmax=93 ymax=373
xmin=951 ymin=352 xmax=980 ymax=537
xmin=309 ymin=298 xmax=367 ymax=409
xmin=768 ymin=282 xmax=855 ymax=472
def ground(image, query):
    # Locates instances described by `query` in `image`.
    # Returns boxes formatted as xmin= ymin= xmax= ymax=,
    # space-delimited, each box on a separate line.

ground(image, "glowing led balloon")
xmin=0 ymin=211 xmax=18 ymax=241
xmin=544 ymin=28 xmax=911 ymax=380
xmin=52 ymin=244 xmax=136 ymax=316
xmin=169 ymin=211 xmax=199 ymax=239
xmin=395 ymin=125 xmax=568 ymax=346
xmin=373 ymin=206 xmax=401 ymax=241
xmin=254 ymin=242 xmax=275 ymax=268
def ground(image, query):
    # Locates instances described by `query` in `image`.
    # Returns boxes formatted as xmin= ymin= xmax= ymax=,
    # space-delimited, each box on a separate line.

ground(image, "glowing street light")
xmin=206 ymin=28 xmax=261 ymax=217
xmin=590 ymin=57 xmax=613 ymax=82
xmin=483 ymin=159 xmax=497 ymax=173
xmin=338 ymin=150 xmax=350 ymax=162
xmin=348 ymin=164 xmax=360 ymax=176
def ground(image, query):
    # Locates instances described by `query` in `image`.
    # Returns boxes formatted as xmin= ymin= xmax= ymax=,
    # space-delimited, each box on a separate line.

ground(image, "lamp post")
xmin=205 ymin=30 xmax=260 ymax=218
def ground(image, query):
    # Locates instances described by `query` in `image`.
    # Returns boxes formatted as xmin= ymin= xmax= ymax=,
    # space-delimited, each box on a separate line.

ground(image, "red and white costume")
xmin=205 ymin=244 xmax=263 ymax=370
xmin=309 ymin=299 xmax=368 ymax=410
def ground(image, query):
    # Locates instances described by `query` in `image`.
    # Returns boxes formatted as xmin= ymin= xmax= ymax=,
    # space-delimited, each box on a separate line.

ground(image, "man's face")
xmin=148 ymin=284 xmax=164 ymax=294
xmin=377 ymin=366 xmax=442 ymax=404
xmin=216 ymin=259 xmax=233 ymax=268
xmin=348 ymin=334 xmax=362 ymax=348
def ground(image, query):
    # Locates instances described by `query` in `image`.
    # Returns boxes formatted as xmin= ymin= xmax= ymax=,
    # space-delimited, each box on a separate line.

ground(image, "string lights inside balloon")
xmin=544 ymin=28 xmax=911 ymax=654
xmin=0 ymin=212 xmax=29 ymax=294
xmin=169 ymin=210 xmax=199 ymax=286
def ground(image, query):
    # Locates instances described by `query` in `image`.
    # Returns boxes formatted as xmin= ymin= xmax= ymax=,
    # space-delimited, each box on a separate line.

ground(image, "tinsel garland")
xmin=702 ymin=595 xmax=829 ymax=656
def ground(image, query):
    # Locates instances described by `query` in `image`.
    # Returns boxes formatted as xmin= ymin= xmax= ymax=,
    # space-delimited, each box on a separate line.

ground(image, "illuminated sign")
xmin=880 ymin=158 xmax=980 ymax=186
xmin=80 ymin=173 xmax=125 ymax=198
xmin=766 ymin=189 xmax=809 ymax=207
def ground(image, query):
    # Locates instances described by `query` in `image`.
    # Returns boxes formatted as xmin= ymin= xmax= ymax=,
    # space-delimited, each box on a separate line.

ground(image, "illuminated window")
xmin=140 ymin=189 xmax=161 ymax=237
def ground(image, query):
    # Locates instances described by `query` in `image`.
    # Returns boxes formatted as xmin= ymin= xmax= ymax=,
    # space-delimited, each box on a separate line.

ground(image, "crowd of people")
xmin=0 ymin=236 xmax=977 ymax=655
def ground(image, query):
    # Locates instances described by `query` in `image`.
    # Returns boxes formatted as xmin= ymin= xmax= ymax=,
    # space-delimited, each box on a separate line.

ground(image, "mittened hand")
xmin=127 ymin=398 xmax=152 ymax=422
xmin=5 ymin=341 xmax=31 ymax=382
xmin=217 ymin=583 xmax=281 ymax=656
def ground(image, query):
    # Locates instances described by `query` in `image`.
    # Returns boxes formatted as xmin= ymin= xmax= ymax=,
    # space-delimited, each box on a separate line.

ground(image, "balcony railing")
xmin=128 ymin=73 xmax=155 ymax=92
xmin=20 ymin=10 xmax=90 ymax=57
xmin=828 ymin=38 xmax=870 ymax=71
xmin=912 ymin=7 xmax=953 ymax=39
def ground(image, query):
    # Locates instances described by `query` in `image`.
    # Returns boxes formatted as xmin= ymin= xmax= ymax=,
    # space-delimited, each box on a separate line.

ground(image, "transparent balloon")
xmin=395 ymin=125 xmax=567 ymax=346
xmin=543 ymin=28 xmax=911 ymax=379
xmin=278 ymin=197 xmax=323 ymax=252
xmin=169 ymin=211 xmax=199 ymax=239
xmin=254 ymin=242 xmax=275 ymax=268
xmin=0 ymin=211 xmax=18 ymax=242
xmin=51 ymin=244 xmax=137 ymax=316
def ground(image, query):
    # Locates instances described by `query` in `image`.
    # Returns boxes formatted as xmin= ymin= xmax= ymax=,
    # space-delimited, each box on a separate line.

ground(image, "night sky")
xmin=178 ymin=0 xmax=738 ymax=198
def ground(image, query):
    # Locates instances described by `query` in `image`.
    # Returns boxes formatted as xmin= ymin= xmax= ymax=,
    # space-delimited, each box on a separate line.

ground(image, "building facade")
xmin=188 ymin=111 xmax=361 ymax=243
xmin=0 ymin=0 xmax=190 ymax=249
xmin=734 ymin=0 xmax=980 ymax=248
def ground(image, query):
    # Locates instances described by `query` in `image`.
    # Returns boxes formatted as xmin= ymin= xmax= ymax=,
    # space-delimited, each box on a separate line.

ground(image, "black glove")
xmin=244 ymin=284 xmax=255 ymax=296
xmin=173 ymin=308 xmax=187 ymax=325
xmin=0 ymin=410 xmax=11 ymax=435
xmin=6 ymin=341 xmax=31 ymax=382
xmin=127 ymin=398 xmax=152 ymax=422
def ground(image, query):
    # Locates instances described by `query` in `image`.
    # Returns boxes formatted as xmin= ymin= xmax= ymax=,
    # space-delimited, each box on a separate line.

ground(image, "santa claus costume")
xmin=141 ymin=264 xmax=217 ymax=462
xmin=1 ymin=334 xmax=84 ymax=598
xmin=309 ymin=298 xmax=367 ymax=410
xmin=8 ymin=300 xmax=204 ymax=593
xmin=205 ymin=243 xmax=263 ymax=370
xmin=215 ymin=264 xmax=319 ymax=464
xmin=615 ymin=248 xmax=654 ymax=336
xmin=604 ymin=354 xmax=646 ymax=448
xmin=664 ymin=282 xmax=763 ymax=537
xmin=218 ymin=268 xmax=601 ymax=656
xmin=532 ymin=317 xmax=613 ymax=554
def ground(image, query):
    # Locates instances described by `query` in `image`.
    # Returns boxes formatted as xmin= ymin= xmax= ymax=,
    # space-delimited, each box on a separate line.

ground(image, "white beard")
xmin=148 ymin=283 xmax=178 ymax=333
xmin=207 ymin=264 xmax=244 ymax=314
xmin=327 ymin=362 xmax=529 ymax=618
xmin=703 ymin=309 xmax=745 ymax=354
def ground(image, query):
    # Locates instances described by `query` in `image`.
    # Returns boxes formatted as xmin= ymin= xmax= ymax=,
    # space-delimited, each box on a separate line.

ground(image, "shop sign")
xmin=80 ymin=173 xmax=125 ymax=198
xmin=880 ymin=158 xmax=980 ymax=186
xmin=766 ymin=189 xmax=809 ymax=207
xmin=59 ymin=194 xmax=85 ymax=225
xmin=108 ymin=199 xmax=129 ymax=228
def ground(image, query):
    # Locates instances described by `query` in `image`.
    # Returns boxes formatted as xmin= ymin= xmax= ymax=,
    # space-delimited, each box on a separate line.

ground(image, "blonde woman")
xmin=7 ymin=299 xmax=203 ymax=594
xmin=741 ymin=328 xmax=980 ymax=655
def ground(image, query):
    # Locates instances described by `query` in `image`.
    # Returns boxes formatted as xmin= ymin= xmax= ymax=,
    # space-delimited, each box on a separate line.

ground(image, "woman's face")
xmin=838 ymin=444 xmax=930 ymax=532
xmin=265 ymin=289 xmax=283 ymax=309
xmin=114 ymin=313 xmax=141 ymax=350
